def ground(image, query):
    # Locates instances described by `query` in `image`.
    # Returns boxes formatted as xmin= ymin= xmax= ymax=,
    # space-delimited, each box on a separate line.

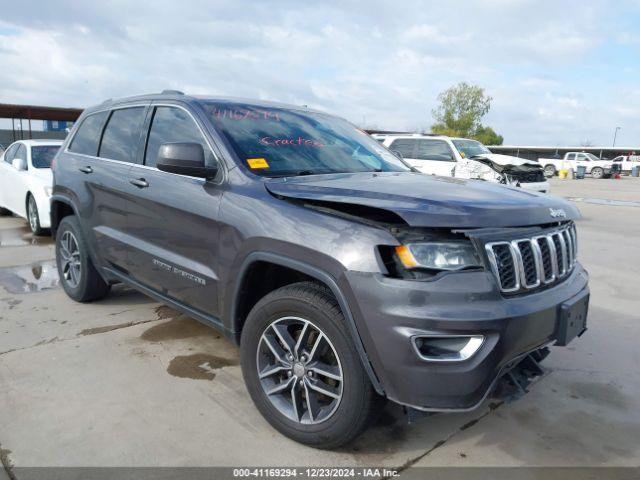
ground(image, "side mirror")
xmin=156 ymin=143 xmax=218 ymax=179
xmin=12 ymin=158 xmax=27 ymax=171
xmin=391 ymin=150 xmax=403 ymax=159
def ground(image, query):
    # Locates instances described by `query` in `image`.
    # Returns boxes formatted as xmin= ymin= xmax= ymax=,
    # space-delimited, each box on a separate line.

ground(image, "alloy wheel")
xmin=256 ymin=316 xmax=343 ymax=425
xmin=28 ymin=197 xmax=38 ymax=232
xmin=59 ymin=231 xmax=82 ymax=288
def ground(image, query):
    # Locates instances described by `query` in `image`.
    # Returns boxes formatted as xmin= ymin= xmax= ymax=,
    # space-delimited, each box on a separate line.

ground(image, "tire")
xmin=26 ymin=194 xmax=45 ymax=235
xmin=591 ymin=167 xmax=604 ymax=179
xmin=240 ymin=281 xmax=380 ymax=448
xmin=544 ymin=164 xmax=556 ymax=178
xmin=0 ymin=207 xmax=11 ymax=216
xmin=55 ymin=215 xmax=110 ymax=302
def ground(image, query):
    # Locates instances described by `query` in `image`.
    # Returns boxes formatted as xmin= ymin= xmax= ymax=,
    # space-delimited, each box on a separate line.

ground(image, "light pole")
xmin=613 ymin=126 xmax=621 ymax=147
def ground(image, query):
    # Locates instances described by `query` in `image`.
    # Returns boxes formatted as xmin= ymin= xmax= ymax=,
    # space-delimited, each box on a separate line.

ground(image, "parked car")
xmin=611 ymin=155 xmax=640 ymax=174
xmin=51 ymin=92 xmax=589 ymax=448
xmin=0 ymin=139 xmax=63 ymax=234
xmin=372 ymin=134 xmax=550 ymax=193
xmin=539 ymin=152 xmax=613 ymax=179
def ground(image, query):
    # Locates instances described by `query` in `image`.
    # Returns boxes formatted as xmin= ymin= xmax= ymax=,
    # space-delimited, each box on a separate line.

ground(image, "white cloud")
xmin=0 ymin=0 xmax=639 ymax=146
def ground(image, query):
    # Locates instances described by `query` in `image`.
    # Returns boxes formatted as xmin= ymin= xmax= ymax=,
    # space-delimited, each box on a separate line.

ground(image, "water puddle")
xmin=567 ymin=197 xmax=640 ymax=207
xmin=141 ymin=315 xmax=219 ymax=342
xmin=166 ymin=353 xmax=237 ymax=380
xmin=0 ymin=260 xmax=59 ymax=294
xmin=0 ymin=224 xmax=54 ymax=247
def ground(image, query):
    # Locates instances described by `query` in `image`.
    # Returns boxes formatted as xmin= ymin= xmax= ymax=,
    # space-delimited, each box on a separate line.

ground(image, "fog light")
xmin=412 ymin=335 xmax=484 ymax=362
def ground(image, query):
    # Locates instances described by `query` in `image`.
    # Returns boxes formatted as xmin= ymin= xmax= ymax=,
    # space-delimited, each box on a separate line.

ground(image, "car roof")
xmin=85 ymin=91 xmax=327 ymax=116
xmin=375 ymin=133 xmax=451 ymax=140
xmin=11 ymin=139 xmax=64 ymax=147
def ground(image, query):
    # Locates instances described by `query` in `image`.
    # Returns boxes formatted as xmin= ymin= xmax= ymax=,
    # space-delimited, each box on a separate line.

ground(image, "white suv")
xmin=373 ymin=134 xmax=550 ymax=193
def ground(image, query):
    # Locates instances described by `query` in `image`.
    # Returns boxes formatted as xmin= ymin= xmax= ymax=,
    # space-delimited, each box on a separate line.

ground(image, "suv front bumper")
xmin=342 ymin=265 xmax=589 ymax=411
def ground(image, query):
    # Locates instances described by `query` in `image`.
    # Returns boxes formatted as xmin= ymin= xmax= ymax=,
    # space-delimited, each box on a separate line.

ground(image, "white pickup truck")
xmin=611 ymin=155 xmax=640 ymax=174
xmin=539 ymin=152 xmax=613 ymax=179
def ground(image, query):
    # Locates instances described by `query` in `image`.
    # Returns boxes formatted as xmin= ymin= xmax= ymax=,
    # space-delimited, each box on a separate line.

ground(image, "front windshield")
xmin=452 ymin=139 xmax=491 ymax=158
xmin=31 ymin=145 xmax=60 ymax=168
xmin=202 ymin=102 xmax=410 ymax=176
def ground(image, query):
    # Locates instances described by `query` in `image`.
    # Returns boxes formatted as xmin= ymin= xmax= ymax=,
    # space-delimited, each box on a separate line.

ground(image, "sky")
xmin=0 ymin=0 xmax=639 ymax=147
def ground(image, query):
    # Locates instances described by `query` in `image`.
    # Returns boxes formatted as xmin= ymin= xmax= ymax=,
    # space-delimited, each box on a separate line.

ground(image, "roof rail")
xmin=161 ymin=89 xmax=185 ymax=95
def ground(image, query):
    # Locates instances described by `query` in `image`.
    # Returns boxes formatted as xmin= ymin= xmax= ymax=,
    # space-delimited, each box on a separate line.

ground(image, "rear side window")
xmin=389 ymin=139 xmax=417 ymax=158
xmin=99 ymin=107 xmax=146 ymax=163
xmin=415 ymin=139 xmax=454 ymax=161
xmin=144 ymin=106 xmax=214 ymax=168
xmin=69 ymin=111 xmax=108 ymax=156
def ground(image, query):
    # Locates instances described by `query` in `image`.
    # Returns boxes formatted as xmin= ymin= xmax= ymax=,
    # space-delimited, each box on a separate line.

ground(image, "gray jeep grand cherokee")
xmin=51 ymin=91 xmax=589 ymax=448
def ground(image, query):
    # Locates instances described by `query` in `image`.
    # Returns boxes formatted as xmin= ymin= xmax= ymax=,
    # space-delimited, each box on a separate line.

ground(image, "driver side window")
xmin=144 ymin=106 xmax=215 ymax=168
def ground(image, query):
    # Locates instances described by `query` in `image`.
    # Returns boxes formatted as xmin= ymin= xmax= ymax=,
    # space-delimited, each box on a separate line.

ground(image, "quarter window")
xmin=144 ymin=106 xmax=214 ymax=168
xmin=69 ymin=111 xmax=109 ymax=156
xmin=3 ymin=144 xmax=19 ymax=164
xmin=99 ymin=107 xmax=146 ymax=163
xmin=14 ymin=144 xmax=27 ymax=163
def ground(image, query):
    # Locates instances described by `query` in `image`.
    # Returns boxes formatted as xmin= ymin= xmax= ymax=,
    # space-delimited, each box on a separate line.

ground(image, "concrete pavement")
xmin=0 ymin=178 xmax=638 ymax=473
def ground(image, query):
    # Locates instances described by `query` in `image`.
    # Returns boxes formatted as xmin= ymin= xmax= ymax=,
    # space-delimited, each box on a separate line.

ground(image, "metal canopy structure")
xmin=0 ymin=103 xmax=83 ymax=141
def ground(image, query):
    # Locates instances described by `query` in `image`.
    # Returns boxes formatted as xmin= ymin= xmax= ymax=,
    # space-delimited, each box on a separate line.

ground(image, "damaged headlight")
xmin=395 ymin=241 xmax=482 ymax=271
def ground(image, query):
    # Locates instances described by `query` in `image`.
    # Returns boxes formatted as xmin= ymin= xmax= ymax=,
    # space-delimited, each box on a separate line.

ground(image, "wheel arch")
xmin=230 ymin=251 xmax=384 ymax=395
xmin=50 ymin=195 xmax=78 ymax=237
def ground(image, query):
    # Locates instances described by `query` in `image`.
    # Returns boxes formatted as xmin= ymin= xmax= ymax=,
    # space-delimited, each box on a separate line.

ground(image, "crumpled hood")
xmin=471 ymin=153 xmax=541 ymax=168
xmin=265 ymin=172 xmax=579 ymax=228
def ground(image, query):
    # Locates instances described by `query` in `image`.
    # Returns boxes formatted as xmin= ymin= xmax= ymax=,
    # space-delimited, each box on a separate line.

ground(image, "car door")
xmin=388 ymin=137 xmax=439 ymax=173
xmin=0 ymin=143 xmax=19 ymax=210
xmin=574 ymin=153 xmax=589 ymax=171
xmin=64 ymin=107 xmax=146 ymax=271
xmin=4 ymin=143 xmax=29 ymax=216
xmin=413 ymin=139 xmax=457 ymax=176
xmin=125 ymin=103 xmax=224 ymax=319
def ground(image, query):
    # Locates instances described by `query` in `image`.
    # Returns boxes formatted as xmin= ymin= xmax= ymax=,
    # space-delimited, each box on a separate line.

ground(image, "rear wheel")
xmin=544 ymin=164 xmax=556 ymax=178
xmin=55 ymin=216 xmax=110 ymax=302
xmin=591 ymin=167 xmax=604 ymax=179
xmin=240 ymin=281 xmax=380 ymax=448
xmin=0 ymin=207 xmax=11 ymax=216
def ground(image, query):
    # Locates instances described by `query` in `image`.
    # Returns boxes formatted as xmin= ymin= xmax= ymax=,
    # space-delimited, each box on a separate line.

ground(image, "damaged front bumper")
xmin=342 ymin=264 xmax=589 ymax=411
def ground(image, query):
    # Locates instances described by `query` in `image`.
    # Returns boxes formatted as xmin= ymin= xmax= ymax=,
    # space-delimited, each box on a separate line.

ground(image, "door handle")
xmin=130 ymin=178 xmax=149 ymax=188
xmin=79 ymin=166 xmax=93 ymax=174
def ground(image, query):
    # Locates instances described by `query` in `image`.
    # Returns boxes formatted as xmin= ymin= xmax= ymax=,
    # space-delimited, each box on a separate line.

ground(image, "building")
xmin=486 ymin=145 xmax=638 ymax=161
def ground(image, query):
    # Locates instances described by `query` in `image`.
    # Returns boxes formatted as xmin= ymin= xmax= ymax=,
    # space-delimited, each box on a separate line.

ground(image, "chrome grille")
xmin=485 ymin=224 xmax=577 ymax=293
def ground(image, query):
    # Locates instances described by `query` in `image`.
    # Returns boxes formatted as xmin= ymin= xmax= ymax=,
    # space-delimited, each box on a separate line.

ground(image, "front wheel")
xmin=27 ymin=194 xmax=45 ymax=235
xmin=240 ymin=282 xmax=380 ymax=448
xmin=591 ymin=167 xmax=604 ymax=179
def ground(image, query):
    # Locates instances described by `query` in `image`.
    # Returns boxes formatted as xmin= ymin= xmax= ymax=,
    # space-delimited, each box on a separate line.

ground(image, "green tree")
xmin=473 ymin=125 xmax=504 ymax=146
xmin=430 ymin=82 xmax=503 ymax=145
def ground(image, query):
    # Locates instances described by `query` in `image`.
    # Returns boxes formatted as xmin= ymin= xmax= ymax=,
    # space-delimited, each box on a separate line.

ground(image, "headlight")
xmin=395 ymin=242 xmax=482 ymax=271
xmin=44 ymin=186 xmax=53 ymax=197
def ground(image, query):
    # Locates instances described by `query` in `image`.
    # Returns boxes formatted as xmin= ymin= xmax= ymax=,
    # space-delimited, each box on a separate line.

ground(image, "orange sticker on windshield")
xmin=247 ymin=158 xmax=270 ymax=169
